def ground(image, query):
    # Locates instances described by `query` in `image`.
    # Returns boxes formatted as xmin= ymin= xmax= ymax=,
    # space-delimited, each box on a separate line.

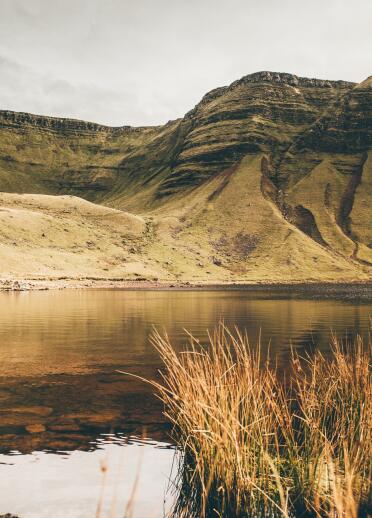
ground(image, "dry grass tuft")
xmin=145 ymin=324 xmax=372 ymax=518
xmin=288 ymin=336 xmax=371 ymax=517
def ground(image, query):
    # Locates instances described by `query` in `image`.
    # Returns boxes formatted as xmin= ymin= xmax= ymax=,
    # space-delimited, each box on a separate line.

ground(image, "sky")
xmin=0 ymin=0 xmax=371 ymax=127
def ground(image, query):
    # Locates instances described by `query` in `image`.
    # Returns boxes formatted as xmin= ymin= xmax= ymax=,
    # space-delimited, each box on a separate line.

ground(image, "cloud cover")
xmin=0 ymin=0 xmax=371 ymax=126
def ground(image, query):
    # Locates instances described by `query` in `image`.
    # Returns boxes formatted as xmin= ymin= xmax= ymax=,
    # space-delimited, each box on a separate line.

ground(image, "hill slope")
xmin=0 ymin=71 xmax=371 ymax=283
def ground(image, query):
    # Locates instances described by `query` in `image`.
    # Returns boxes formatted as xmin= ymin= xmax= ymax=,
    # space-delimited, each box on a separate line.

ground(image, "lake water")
xmin=0 ymin=289 xmax=370 ymax=517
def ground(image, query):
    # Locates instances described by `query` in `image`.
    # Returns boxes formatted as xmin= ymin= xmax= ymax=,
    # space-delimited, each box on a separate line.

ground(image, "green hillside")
xmin=0 ymin=71 xmax=371 ymax=283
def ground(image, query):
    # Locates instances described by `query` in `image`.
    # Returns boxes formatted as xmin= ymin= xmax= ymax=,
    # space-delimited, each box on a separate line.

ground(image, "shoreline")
xmin=1 ymin=278 xmax=372 ymax=300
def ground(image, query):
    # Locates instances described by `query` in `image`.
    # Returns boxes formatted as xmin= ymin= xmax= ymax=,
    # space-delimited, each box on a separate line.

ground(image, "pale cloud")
xmin=0 ymin=54 xmax=174 ymax=126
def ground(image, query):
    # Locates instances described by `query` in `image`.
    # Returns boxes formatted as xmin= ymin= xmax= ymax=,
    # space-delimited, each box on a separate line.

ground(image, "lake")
xmin=0 ymin=289 xmax=370 ymax=517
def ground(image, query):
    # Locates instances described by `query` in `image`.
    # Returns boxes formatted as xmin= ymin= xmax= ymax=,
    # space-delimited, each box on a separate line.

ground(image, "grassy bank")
xmin=147 ymin=325 xmax=371 ymax=517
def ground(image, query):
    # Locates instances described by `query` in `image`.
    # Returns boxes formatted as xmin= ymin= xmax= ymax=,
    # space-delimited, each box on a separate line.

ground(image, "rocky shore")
xmin=1 ymin=277 xmax=371 ymax=300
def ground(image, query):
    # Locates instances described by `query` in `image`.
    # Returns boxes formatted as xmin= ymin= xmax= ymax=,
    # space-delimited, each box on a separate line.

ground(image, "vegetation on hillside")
xmin=0 ymin=72 xmax=371 ymax=282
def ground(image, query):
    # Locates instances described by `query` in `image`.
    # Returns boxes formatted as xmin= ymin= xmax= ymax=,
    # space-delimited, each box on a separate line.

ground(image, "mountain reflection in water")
xmin=0 ymin=289 xmax=370 ymax=517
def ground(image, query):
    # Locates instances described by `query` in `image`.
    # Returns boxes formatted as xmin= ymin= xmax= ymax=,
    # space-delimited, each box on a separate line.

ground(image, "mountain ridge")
xmin=0 ymin=71 xmax=371 ymax=283
xmin=0 ymin=71 xmax=357 ymax=131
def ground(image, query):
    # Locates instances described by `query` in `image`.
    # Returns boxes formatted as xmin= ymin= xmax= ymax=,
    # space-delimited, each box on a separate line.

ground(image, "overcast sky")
xmin=0 ymin=0 xmax=371 ymax=126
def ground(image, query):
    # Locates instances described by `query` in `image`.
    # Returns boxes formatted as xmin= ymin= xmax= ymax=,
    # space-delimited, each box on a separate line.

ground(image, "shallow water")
xmin=0 ymin=289 xmax=370 ymax=517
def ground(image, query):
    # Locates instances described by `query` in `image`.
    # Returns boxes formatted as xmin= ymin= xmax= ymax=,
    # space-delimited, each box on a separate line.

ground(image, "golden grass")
xmin=288 ymin=336 xmax=371 ymax=517
xmin=143 ymin=325 xmax=372 ymax=518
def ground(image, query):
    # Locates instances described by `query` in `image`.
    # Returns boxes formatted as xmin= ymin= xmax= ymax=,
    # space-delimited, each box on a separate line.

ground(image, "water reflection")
xmin=0 ymin=290 xmax=370 ymax=377
xmin=0 ymin=435 xmax=175 ymax=518
xmin=0 ymin=290 xmax=370 ymax=516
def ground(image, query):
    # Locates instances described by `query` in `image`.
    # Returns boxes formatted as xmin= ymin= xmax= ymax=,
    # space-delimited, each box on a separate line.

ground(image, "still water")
xmin=0 ymin=289 xmax=370 ymax=517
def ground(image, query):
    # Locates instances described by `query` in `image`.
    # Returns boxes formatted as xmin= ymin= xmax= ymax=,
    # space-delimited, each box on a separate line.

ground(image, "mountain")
xmin=0 ymin=71 xmax=371 ymax=283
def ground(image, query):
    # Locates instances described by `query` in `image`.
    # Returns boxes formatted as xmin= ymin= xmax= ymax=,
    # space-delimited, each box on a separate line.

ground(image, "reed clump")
xmin=287 ymin=336 xmax=371 ymax=517
xmin=148 ymin=325 xmax=371 ymax=518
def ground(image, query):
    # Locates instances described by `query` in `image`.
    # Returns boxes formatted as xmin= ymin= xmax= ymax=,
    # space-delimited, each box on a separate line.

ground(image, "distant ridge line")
xmin=197 ymin=71 xmax=356 ymax=108
xmin=0 ymin=109 xmax=155 ymax=133
xmin=0 ymin=71 xmax=358 ymax=130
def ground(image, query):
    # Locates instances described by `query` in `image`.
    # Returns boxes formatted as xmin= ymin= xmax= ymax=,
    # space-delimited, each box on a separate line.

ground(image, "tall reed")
xmin=151 ymin=326 xmax=288 ymax=517
xmin=288 ymin=336 xmax=371 ymax=517
xmin=146 ymin=325 xmax=371 ymax=518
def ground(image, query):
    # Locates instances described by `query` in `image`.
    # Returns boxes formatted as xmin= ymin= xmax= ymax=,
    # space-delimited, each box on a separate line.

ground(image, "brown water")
xmin=0 ymin=289 xmax=370 ymax=517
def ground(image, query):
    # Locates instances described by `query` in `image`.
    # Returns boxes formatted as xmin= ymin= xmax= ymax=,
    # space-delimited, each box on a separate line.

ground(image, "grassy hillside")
xmin=0 ymin=156 xmax=369 ymax=282
xmin=0 ymin=71 xmax=371 ymax=283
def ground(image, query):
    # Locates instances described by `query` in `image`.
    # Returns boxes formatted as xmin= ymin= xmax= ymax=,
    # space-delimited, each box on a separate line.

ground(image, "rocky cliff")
xmin=0 ymin=71 xmax=371 ymax=282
